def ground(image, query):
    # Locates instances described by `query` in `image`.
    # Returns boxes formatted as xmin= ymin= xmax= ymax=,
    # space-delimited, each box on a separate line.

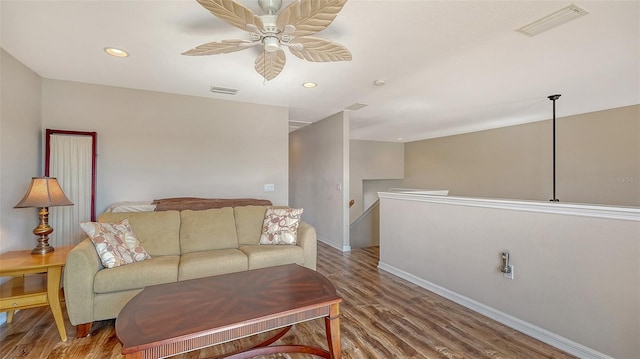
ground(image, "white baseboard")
xmin=377 ymin=261 xmax=614 ymax=359
xmin=317 ymin=236 xmax=351 ymax=252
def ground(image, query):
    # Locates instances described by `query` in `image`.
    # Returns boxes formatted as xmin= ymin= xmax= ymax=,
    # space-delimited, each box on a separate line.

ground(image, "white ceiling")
xmin=1 ymin=0 xmax=638 ymax=142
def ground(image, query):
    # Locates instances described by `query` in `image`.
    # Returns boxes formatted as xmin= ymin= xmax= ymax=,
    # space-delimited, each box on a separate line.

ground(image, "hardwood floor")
xmin=0 ymin=243 xmax=576 ymax=359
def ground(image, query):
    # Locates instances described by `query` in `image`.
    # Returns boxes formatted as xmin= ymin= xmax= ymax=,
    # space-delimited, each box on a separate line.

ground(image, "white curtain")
xmin=49 ymin=135 xmax=93 ymax=247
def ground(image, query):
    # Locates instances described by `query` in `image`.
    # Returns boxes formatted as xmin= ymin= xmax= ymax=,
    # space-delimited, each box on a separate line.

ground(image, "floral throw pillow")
xmin=259 ymin=208 xmax=303 ymax=245
xmin=80 ymin=219 xmax=151 ymax=268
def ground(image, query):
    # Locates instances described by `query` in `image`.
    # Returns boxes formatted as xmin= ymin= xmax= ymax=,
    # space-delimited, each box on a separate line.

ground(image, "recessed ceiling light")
xmin=104 ymin=47 xmax=129 ymax=58
xmin=302 ymin=82 xmax=317 ymax=88
xmin=373 ymin=79 xmax=386 ymax=86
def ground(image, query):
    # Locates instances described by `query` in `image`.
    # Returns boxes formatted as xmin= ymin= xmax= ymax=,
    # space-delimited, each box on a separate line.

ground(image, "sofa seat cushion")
xmin=94 ymin=255 xmax=179 ymax=293
xmin=239 ymin=245 xmax=304 ymax=270
xmin=179 ymin=249 xmax=248 ymax=281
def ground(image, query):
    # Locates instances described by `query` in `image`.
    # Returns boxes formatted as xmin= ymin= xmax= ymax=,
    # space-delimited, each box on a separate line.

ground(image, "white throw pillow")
xmin=81 ymin=219 xmax=150 ymax=268
xmin=259 ymin=208 xmax=303 ymax=245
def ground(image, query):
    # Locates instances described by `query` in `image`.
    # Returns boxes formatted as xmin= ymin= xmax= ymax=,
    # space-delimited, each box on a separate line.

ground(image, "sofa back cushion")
xmin=180 ymin=208 xmax=239 ymax=253
xmin=98 ymin=211 xmax=181 ymax=256
xmin=234 ymin=205 xmax=268 ymax=245
xmin=234 ymin=205 xmax=290 ymax=245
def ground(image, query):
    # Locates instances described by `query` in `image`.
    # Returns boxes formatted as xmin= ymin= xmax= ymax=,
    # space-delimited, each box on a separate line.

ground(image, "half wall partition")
xmin=378 ymin=192 xmax=640 ymax=359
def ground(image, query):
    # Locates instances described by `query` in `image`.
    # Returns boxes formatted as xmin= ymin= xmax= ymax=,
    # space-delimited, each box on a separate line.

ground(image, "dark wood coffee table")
xmin=116 ymin=264 xmax=342 ymax=359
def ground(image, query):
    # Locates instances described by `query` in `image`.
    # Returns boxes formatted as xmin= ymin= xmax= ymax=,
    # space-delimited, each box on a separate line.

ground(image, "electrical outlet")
xmin=503 ymin=265 xmax=514 ymax=280
xmin=263 ymin=184 xmax=275 ymax=192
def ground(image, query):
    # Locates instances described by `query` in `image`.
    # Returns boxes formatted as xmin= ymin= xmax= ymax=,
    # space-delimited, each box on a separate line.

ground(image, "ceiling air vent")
xmin=289 ymin=120 xmax=311 ymax=129
xmin=516 ymin=4 xmax=588 ymax=37
xmin=210 ymin=85 xmax=238 ymax=95
xmin=289 ymin=121 xmax=311 ymax=132
xmin=345 ymin=103 xmax=368 ymax=111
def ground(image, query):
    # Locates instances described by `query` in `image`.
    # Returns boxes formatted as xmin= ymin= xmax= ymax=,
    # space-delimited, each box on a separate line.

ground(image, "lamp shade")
xmin=14 ymin=177 xmax=73 ymax=208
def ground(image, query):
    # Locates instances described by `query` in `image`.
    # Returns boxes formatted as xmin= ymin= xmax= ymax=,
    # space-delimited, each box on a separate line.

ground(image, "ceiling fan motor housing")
xmin=260 ymin=14 xmax=278 ymax=33
xmin=259 ymin=14 xmax=280 ymax=52
xmin=258 ymin=0 xmax=282 ymax=14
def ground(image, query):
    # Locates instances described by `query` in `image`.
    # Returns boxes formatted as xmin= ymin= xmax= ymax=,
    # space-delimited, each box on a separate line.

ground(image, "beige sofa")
xmin=64 ymin=205 xmax=316 ymax=336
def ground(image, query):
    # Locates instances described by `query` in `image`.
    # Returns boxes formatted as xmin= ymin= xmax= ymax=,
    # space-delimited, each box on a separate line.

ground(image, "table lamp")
xmin=14 ymin=177 xmax=74 ymax=255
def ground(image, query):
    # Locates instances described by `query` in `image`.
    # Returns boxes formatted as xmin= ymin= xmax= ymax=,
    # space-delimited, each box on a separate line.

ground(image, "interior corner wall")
xmin=403 ymin=105 xmax=640 ymax=206
xmin=0 ymin=48 xmax=42 ymax=253
xmin=289 ymin=112 xmax=349 ymax=251
xmin=41 ymin=79 xmax=290 ymax=212
xmin=349 ymin=140 xmax=404 ymax=224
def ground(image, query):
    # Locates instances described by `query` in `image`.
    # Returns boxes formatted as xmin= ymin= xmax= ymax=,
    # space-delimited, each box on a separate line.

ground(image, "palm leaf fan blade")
xmin=196 ymin=0 xmax=263 ymax=31
xmin=182 ymin=40 xmax=254 ymax=56
xmin=289 ymin=37 xmax=352 ymax=62
xmin=276 ymin=0 xmax=348 ymax=37
xmin=255 ymin=50 xmax=286 ymax=81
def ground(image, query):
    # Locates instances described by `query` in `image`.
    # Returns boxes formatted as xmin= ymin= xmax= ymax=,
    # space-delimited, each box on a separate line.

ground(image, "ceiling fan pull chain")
xmin=262 ymin=47 xmax=267 ymax=85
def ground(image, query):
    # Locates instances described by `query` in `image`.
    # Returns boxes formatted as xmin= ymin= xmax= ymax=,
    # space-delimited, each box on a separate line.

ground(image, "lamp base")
xmin=32 ymin=242 xmax=55 ymax=255
xmin=31 ymin=207 xmax=55 ymax=256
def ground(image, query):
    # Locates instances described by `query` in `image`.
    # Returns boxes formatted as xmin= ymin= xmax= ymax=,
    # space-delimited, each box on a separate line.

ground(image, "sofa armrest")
xmin=296 ymin=221 xmax=317 ymax=270
xmin=64 ymin=238 xmax=103 ymax=326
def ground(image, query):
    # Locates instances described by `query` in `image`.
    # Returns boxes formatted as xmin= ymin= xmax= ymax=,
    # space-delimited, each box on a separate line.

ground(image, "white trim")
xmin=377 ymin=262 xmax=615 ymax=359
xmin=317 ymin=235 xmax=351 ymax=252
xmin=378 ymin=192 xmax=640 ymax=222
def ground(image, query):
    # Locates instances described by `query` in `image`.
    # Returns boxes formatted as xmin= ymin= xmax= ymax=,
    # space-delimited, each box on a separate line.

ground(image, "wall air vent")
xmin=210 ymin=85 xmax=238 ymax=95
xmin=516 ymin=4 xmax=588 ymax=37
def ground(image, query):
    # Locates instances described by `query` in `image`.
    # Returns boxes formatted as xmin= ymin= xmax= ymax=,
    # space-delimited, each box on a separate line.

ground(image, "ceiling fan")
xmin=182 ymin=0 xmax=352 ymax=81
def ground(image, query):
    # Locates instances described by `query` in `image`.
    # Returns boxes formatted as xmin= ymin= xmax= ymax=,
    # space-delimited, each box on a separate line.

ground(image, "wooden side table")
xmin=0 ymin=246 xmax=73 ymax=341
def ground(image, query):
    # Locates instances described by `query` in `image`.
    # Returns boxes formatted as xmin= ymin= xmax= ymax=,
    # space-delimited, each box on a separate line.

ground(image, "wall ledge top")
xmin=378 ymin=192 xmax=640 ymax=222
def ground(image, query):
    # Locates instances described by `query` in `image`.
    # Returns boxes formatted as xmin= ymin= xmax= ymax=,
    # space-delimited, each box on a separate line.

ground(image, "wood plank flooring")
xmin=1 ymin=243 xmax=576 ymax=359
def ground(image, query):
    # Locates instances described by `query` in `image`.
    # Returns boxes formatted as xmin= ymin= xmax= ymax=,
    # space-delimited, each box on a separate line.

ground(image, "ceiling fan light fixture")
xmin=104 ymin=47 xmax=129 ymax=58
xmin=263 ymin=37 xmax=280 ymax=52
xmin=302 ymin=82 xmax=317 ymax=88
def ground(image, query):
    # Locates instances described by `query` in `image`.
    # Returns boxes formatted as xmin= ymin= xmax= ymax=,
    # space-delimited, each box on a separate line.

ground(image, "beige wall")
xmin=379 ymin=193 xmax=640 ymax=359
xmin=0 ymin=48 xmax=42 ymax=253
xmin=349 ymin=140 xmax=404 ymax=223
xmin=290 ymin=112 xmax=350 ymax=251
xmin=41 ymin=79 xmax=289 ymax=212
xmin=404 ymin=105 xmax=640 ymax=206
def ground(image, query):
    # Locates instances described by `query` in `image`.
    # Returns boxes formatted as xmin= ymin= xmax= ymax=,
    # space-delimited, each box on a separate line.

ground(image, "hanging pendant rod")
xmin=548 ymin=94 xmax=561 ymax=202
